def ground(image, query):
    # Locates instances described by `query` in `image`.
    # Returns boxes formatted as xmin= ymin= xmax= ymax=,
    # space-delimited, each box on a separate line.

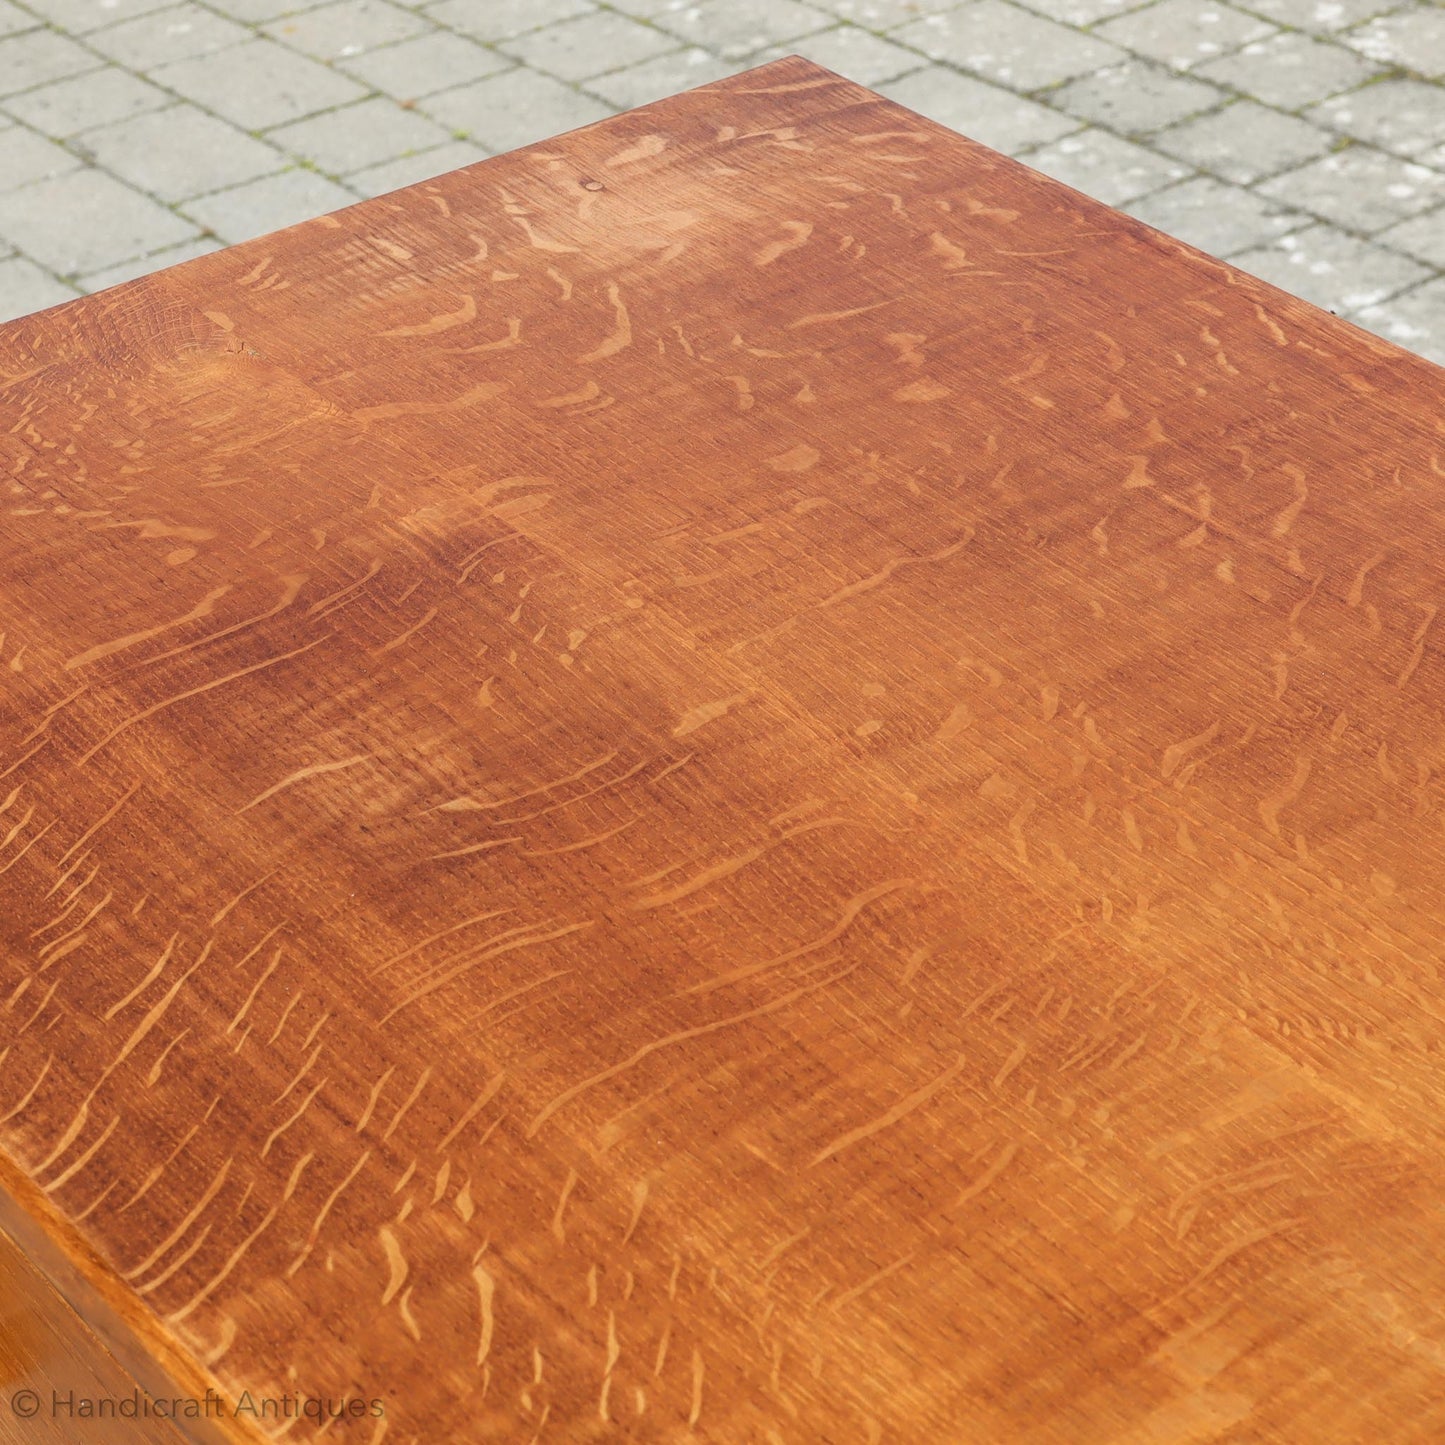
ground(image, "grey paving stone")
xmin=1258 ymin=145 xmax=1445 ymax=232
xmin=499 ymin=10 xmax=677 ymax=80
xmin=751 ymin=25 xmax=928 ymax=85
xmin=803 ymin=0 xmax=966 ymax=26
xmin=1376 ymin=208 xmax=1445 ymax=269
xmin=337 ymin=31 xmax=512 ymax=98
xmin=1096 ymin=0 xmax=1276 ymax=71
xmin=0 ymin=125 xmax=83 ymax=189
xmin=1123 ymin=174 xmax=1306 ymax=255
xmin=16 ymin=0 xmax=172 ymax=33
xmin=0 ymin=28 xmax=101 ymax=95
xmin=879 ymin=65 xmax=1082 ymax=152
xmin=204 ymin=0 xmax=335 ymax=21
xmin=1352 ymin=278 xmax=1445 ymax=366
xmin=0 ymin=167 xmax=195 ymax=273
xmin=423 ymin=0 xmax=594 ymax=44
xmin=0 ymin=0 xmax=36 ymax=35
xmin=78 ymin=234 xmax=220 ymax=289
xmin=1022 ymin=125 xmax=1190 ymax=203
xmin=179 ymin=167 xmax=358 ymax=241
xmin=268 ymin=95 xmax=451 ymax=173
xmin=0 ymin=254 xmax=77 ymax=319
xmin=264 ymin=0 xmax=428 ymax=59
xmin=603 ymin=0 xmax=694 ymax=14
xmin=4 ymin=65 xmax=169 ymax=134
xmin=1194 ymin=31 xmax=1378 ymax=108
xmin=87 ymin=4 xmax=249 ymax=66
xmin=152 ymin=37 xmax=368 ymax=129
xmin=1153 ymin=99 xmax=1332 ymax=183
xmin=1231 ymin=0 xmax=1387 ymax=33
xmin=1307 ymin=79 xmax=1445 ymax=160
xmin=654 ymin=0 xmax=832 ymax=59
xmin=1230 ymin=223 xmax=1429 ymax=312
xmin=419 ymin=65 xmax=612 ymax=153
xmin=345 ymin=137 xmax=488 ymax=195
xmin=1049 ymin=57 xmax=1224 ymax=133
xmin=896 ymin=3 xmax=1126 ymax=90
xmin=1345 ymin=9 xmax=1445 ymax=76
xmin=581 ymin=46 xmax=740 ymax=107
xmin=1011 ymin=0 xmax=1150 ymax=26
xmin=74 ymin=104 xmax=285 ymax=200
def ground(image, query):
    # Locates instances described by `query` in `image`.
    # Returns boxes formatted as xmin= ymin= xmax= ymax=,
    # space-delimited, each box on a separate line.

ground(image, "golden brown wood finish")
xmin=1 ymin=55 xmax=1444 ymax=1443
xmin=0 ymin=1217 xmax=200 ymax=1445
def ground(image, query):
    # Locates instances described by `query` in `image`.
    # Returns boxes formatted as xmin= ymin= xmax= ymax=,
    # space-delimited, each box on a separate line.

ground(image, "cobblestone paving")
xmin=0 ymin=0 xmax=1440 ymax=362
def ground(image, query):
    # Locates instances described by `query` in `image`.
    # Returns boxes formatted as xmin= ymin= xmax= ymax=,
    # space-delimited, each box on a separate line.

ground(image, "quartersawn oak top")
xmin=2 ymin=54 xmax=1445 ymax=1444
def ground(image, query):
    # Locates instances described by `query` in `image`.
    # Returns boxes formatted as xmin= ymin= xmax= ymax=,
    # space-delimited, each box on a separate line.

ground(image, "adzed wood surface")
xmin=2 ymin=54 xmax=1445 ymax=1444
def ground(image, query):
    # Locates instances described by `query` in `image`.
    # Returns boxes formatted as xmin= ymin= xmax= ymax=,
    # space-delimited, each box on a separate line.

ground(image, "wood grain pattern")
xmin=0 ymin=1216 xmax=200 ymax=1445
xmin=1 ymin=54 xmax=1444 ymax=1442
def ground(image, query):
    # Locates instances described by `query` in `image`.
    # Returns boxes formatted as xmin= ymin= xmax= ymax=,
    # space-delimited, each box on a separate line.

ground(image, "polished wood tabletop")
xmin=2 ymin=53 xmax=1444 ymax=1444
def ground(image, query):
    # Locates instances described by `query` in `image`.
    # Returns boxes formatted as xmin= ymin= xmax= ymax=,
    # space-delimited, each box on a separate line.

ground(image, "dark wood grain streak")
xmin=2 ymin=55 xmax=1445 ymax=1443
